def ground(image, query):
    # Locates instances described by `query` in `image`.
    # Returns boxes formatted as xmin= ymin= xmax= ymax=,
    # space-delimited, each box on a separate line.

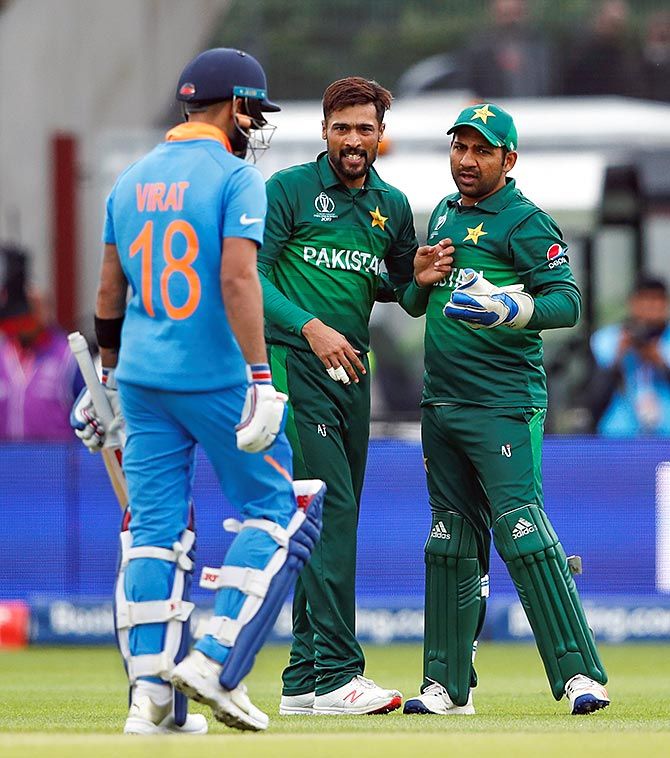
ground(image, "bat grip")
xmin=67 ymin=331 xmax=115 ymax=428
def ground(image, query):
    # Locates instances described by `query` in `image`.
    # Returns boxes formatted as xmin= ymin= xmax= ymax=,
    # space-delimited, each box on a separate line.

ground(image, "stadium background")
xmin=1 ymin=0 xmax=670 ymax=651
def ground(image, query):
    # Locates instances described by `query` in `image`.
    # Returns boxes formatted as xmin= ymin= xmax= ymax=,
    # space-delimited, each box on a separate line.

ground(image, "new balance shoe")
xmin=279 ymin=691 xmax=315 ymax=715
xmin=403 ymin=681 xmax=475 ymax=715
xmin=565 ymin=674 xmax=610 ymax=715
xmin=171 ymin=650 xmax=269 ymax=731
xmin=313 ymin=675 xmax=402 ymax=715
xmin=123 ymin=694 xmax=208 ymax=735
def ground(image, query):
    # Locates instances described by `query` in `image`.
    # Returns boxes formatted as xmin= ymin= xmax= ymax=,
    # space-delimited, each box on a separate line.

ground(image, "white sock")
xmin=135 ymin=679 xmax=172 ymax=707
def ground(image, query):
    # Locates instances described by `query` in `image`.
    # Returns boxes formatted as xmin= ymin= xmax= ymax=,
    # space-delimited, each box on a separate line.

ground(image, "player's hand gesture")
xmin=413 ymin=238 xmax=454 ymax=287
xmin=302 ymin=318 xmax=366 ymax=385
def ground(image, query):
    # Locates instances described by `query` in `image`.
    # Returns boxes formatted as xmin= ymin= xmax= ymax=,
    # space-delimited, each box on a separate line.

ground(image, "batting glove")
xmin=69 ymin=368 xmax=124 ymax=452
xmin=444 ymin=268 xmax=535 ymax=329
xmin=236 ymin=363 xmax=288 ymax=453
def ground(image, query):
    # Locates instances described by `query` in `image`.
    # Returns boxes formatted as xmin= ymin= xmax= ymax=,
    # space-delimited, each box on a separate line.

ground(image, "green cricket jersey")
xmin=422 ymin=178 xmax=581 ymax=408
xmin=258 ymin=152 xmax=427 ymax=352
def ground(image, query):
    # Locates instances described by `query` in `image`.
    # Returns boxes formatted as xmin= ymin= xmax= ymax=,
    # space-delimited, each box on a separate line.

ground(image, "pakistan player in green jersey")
xmin=402 ymin=103 xmax=610 ymax=717
xmin=258 ymin=77 xmax=452 ymax=716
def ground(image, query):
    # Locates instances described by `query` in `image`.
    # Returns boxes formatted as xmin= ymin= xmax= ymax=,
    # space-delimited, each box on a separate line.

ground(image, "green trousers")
xmin=422 ymin=404 xmax=546 ymax=561
xmin=270 ymin=345 xmax=370 ymax=696
xmin=421 ymin=404 xmax=606 ymax=700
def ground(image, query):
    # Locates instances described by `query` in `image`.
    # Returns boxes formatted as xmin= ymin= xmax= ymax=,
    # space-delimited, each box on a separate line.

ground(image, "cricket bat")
xmin=68 ymin=331 xmax=128 ymax=510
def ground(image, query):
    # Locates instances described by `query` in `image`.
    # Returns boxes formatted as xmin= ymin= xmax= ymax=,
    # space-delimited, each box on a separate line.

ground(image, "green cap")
xmin=447 ymin=103 xmax=518 ymax=151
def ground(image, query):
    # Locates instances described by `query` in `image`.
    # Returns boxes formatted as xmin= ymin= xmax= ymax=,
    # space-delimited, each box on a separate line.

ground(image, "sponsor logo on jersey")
xmin=546 ymin=243 xmax=568 ymax=269
xmin=317 ymin=424 xmax=327 ymax=437
xmin=501 ymin=443 xmax=512 ymax=457
xmin=512 ymin=517 xmax=536 ymax=540
xmin=313 ymin=192 xmax=338 ymax=221
xmin=303 ymin=246 xmax=381 ymax=274
xmin=239 ymin=213 xmax=263 ymax=225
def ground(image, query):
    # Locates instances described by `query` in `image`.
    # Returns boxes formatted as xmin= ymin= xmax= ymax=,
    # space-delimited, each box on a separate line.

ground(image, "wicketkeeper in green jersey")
xmin=258 ymin=77 xmax=452 ymax=715
xmin=402 ymin=103 xmax=610 ymax=717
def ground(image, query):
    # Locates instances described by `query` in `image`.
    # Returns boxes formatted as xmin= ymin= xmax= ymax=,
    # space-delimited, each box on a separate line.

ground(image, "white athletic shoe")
xmin=403 ymin=681 xmax=475 ymax=715
xmin=171 ymin=650 xmax=269 ymax=731
xmin=279 ymin=691 xmax=315 ymax=715
xmin=313 ymin=675 xmax=402 ymax=715
xmin=123 ymin=694 xmax=208 ymax=735
xmin=565 ymin=674 xmax=610 ymax=715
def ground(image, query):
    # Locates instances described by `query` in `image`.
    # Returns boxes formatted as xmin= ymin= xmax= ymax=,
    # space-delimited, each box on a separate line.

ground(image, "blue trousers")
xmin=118 ymin=380 xmax=295 ymax=667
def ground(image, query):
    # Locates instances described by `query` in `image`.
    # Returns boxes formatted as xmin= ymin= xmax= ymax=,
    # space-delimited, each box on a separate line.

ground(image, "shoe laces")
xmin=423 ymin=681 xmax=448 ymax=697
xmin=352 ymin=675 xmax=376 ymax=689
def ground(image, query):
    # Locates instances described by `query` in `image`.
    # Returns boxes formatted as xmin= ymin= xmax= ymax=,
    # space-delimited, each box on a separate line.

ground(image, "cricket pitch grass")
xmin=1 ymin=642 xmax=668 ymax=757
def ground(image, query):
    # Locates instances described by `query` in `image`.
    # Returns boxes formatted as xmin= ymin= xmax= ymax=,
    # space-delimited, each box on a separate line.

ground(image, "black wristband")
xmin=94 ymin=315 xmax=124 ymax=350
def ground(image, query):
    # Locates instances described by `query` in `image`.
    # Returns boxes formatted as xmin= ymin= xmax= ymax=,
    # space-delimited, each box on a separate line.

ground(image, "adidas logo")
xmin=512 ymin=517 xmax=536 ymax=540
xmin=430 ymin=521 xmax=451 ymax=540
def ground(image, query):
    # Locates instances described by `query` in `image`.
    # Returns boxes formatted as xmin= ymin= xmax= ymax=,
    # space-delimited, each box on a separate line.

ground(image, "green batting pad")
xmin=423 ymin=512 xmax=483 ymax=706
xmin=493 ymin=504 xmax=607 ymax=699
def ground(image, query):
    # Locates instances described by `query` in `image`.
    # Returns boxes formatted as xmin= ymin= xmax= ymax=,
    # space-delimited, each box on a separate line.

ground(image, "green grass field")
xmin=1 ymin=643 xmax=669 ymax=757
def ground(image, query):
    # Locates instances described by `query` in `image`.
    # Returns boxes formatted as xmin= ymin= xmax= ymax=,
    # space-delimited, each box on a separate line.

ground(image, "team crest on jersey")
xmin=369 ymin=206 xmax=388 ymax=231
xmin=546 ymin=243 xmax=568 ymax=269
xmin=313 ymin=192 xmax=338 ymax=222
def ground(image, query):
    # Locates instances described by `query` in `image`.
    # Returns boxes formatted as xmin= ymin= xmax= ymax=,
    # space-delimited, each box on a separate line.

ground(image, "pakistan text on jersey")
xmin=136 ymin=182 xmax=190 ymax=212
xmin=303 ymin=246 xmax=382 ymax=274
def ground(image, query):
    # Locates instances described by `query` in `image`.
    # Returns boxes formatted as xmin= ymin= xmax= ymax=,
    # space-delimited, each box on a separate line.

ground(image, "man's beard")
xmin=329 ymin=147 xmax=376 ymax=181
xmin=229 ymin=128 xmax=249 ymax=159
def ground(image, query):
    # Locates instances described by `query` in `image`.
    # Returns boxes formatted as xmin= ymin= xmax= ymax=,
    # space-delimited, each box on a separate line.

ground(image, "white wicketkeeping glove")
xmin=235 ymin=363 xmax=288 ymax=453
xmin=443 ymin=268 xmax=535 ymax=329
xmin=69 ymin=368 xmax=125 ymax=452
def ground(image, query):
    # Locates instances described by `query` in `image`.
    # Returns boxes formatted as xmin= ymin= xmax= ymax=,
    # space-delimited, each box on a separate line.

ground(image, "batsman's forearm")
xmin=223 ymin=273 xmax=268 ymax=365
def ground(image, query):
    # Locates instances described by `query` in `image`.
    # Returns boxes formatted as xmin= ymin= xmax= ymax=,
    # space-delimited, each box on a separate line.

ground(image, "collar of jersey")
xmin=165 ymin=122 xmax=232 ymax=151
xmin=316 ymin=151 xmax=388 ymax=192
xmin=448 ymin=177 xmax=517 ymax=213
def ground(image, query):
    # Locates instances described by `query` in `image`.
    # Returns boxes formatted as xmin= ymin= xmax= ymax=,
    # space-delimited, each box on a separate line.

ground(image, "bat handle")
xmin=67 ymin=331 xmax=115 ymax=428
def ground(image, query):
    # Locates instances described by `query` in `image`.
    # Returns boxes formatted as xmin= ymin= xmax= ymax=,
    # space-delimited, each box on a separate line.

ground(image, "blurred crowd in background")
xmin=214 ymin=0 xmax=670 ymax=103
xmin=2 ymin=0 xmax=670 ymax=439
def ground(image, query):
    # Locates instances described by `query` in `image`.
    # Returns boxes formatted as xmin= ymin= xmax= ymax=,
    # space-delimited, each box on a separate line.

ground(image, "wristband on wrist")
xmin=101 ymin=367 xmax=117 ymax=387
xmin=249 ymin=363 xmax=272 ymax=384
xmin=94 ymin=315 xmax=124 ymax=350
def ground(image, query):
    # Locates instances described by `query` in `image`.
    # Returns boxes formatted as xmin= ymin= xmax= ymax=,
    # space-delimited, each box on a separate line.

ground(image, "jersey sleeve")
xmin=221 ymin=165 xmax=267 ymax=246
xmin=102 ymin=190 xmax=116 ymax=245
xmin=383 ymin=197 xmax=429 ymax=317
xmin=257 ymin=174 xmax=315 ymax=335
xmin=510 ymin=211 xmax=582 ymax=330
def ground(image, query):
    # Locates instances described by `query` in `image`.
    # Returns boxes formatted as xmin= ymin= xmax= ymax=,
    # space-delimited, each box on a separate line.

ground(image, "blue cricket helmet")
xmin=176 ymin=47 xmax=280 ymax=112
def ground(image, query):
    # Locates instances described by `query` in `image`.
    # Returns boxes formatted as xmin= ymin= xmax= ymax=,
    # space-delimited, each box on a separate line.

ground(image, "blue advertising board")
xmin=1 ymin=438 xmax=669 ymax=643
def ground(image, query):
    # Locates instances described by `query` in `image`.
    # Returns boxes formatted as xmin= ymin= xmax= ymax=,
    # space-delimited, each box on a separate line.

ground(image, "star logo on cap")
xmin=463 ymin=222 xmax=488 ymax=245
xmin=471 ymin=104 xmax=495 ymax=124
xmin=370 ymin=206 xmax=388 ymax=231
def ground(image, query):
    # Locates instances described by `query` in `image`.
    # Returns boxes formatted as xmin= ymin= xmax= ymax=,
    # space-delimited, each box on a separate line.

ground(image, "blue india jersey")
xmin=103 ymin=122 xmax=266 ymax=391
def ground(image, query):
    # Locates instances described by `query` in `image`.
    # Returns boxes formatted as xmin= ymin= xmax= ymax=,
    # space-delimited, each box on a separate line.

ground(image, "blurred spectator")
xmin=461 ymin=0 xmax=554 ymax=98
xmin=640 ymin=10 xmax=670 ymax=102
xmin=0 ymin=245 xmax=83 ymax=441
xmin=562 ymin=0 xmax=642 ymax=97
xmin=588 ymin=275 xmax=670 ymax=437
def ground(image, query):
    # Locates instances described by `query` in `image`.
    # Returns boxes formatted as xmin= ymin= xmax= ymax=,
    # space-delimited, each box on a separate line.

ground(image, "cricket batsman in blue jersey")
xmin=71 ymin=48 xmax=324 ymax=734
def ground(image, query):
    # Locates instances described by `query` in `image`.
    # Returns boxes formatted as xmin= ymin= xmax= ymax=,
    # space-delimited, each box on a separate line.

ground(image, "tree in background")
xmin=212 ymin=0 xmax=664 ymax=100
